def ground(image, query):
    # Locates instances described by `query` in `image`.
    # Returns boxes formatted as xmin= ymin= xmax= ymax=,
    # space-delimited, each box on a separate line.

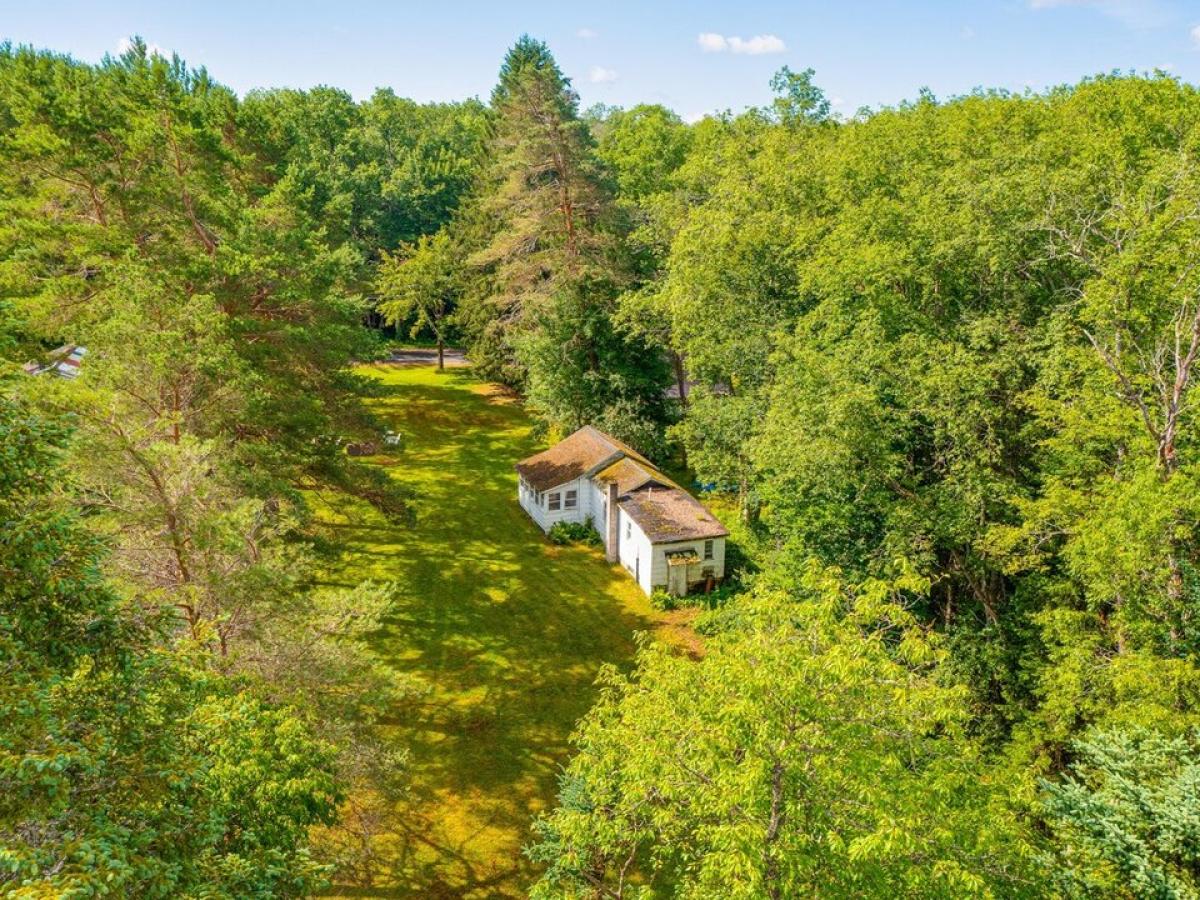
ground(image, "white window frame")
xmin=564 ymin=489 xmax=577 ymax=510
xmin=548 ymin=491 xmax=562 ymax=512
xmin=704 ymin=539 xmax=714 ymax=560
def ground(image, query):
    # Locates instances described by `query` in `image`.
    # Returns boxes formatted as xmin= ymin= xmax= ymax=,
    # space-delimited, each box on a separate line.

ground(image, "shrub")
xmin=548 ymin=518 xmax=603 ymax=547
xmin=650 ymin=588 xmax=678 ymax=611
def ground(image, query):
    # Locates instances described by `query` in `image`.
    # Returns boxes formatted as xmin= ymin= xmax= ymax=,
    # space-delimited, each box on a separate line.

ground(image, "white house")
xmin=515 ymin=426 xmax=728 ymax=597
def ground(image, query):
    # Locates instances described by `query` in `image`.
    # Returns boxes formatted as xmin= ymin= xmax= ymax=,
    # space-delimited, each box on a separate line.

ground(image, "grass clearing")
xmin=316 ymin=361 xmax=698 ymax=898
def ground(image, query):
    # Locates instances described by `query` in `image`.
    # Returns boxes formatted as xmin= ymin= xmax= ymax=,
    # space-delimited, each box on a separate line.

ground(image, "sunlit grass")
xmin=316 ymin=362 xmax=697 ymax=898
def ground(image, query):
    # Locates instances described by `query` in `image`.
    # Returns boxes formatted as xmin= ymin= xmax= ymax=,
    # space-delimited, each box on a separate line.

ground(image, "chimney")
xmin=606 ymin=481 xmax=619 ymax=563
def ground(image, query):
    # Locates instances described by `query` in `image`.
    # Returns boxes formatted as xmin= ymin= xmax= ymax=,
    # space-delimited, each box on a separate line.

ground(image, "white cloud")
xmin=588 ymin=65 xmax=618 ymax=84
xmin=697 ymin=32 xmax=786 ymax=55
xmin=577 ymin=27 xmax=598 ymax=39
xmin=1191 ymin=24 xmax=1200 ymax=46
xmin=831 ymin=96 xmax=846 ymax=107
xmin=730 ymin=34 xmax=786 ymax=54
xmin=117 ymin=36 xmax=168 ymax=57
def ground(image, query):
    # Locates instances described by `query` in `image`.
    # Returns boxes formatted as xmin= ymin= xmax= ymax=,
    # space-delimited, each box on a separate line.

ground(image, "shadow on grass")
xmin=316 ymin=365 xmax=678 ymax=899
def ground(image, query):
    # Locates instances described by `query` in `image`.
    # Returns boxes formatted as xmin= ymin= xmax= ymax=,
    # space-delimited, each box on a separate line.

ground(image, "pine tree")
xmin=458 ymin=36 xmax=670 ymax=448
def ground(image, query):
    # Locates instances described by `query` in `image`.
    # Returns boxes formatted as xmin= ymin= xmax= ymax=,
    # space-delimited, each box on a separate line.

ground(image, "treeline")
xmin=0 ymin=39 xmax=485 ymax=893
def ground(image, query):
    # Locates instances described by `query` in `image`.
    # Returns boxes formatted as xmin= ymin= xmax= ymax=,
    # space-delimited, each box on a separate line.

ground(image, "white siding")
xmin=616 ymin=508 xmax=655 ymax=594
xmin=589 ymin=478 xmax=611 ymax=553
xmin=649 ymin=537 xmax=726 ymax=593
xmin=518 ymin=471 xmax=726 ymax=597
xmin=517 ymin=475 xmax=591 ymax=533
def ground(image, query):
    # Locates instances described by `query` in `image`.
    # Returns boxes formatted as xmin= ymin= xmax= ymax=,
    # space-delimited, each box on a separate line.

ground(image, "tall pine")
xmin=457 ymin=36 xmax=669 ymax=449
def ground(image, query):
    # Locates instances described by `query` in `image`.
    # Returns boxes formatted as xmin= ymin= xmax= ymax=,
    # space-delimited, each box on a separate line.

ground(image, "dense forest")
xmin=5 ymin=31 xmax=1200 ymax=899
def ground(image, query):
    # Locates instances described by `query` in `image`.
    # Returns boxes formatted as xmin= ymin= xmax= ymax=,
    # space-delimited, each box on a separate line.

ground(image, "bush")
xmin=650 ymin=588 xmax=678 ymax=611
xmin=548 ymin=518 xmax=603 ymax=547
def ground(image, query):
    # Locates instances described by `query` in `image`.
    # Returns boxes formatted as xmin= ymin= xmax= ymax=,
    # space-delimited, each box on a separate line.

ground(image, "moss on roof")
xmin=619 ymin=484 xmax=729 ymax=544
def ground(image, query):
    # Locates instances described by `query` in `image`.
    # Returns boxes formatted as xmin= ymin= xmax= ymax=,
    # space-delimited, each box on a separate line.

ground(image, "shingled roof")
xmin=515 ymin=425 xmax=653 ymax=492
xmin=593 ymin=457 xmax=672 ymax=496
xmin=619 ymin=484 xmax=729 ymax=543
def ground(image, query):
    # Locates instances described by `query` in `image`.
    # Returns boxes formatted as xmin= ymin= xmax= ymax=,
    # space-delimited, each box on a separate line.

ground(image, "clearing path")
xmin=318 ymin=362 xmax=696 ymax=898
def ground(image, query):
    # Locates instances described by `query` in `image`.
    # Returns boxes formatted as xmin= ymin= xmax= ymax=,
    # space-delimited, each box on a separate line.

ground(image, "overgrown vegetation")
xmin=548 ymin=517 xmax=604 ymax=546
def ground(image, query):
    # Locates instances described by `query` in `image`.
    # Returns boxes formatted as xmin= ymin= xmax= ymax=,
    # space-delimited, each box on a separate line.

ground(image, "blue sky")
xmin=3 ymin=0 xmax=1200 ymax=119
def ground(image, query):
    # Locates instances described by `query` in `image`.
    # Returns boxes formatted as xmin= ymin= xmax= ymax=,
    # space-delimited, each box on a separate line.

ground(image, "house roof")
xmin=619 ymin=484 xmax=729 ymax=544
xmin=593 ymin=457 xmax=672 ymax=496
xmin=515 ymin=425 xmax=654 ymax=492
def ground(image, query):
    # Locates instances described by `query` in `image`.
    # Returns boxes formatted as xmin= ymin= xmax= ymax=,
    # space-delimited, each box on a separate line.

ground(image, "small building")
xmin=22 ymin=344 xmax=86 ymax=379
xmin=515 ymin=426 xmax=728 ymax=597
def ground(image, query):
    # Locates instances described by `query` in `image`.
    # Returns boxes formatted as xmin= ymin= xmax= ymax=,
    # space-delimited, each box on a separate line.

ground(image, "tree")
xmin=377 ymin=229 xmax=460 ymax=369
xmin=769 ymin=66 xmax=832 ymax=125
xmin=528 ymin=569 xmax=1036 ymax=898
xmin=455 ymin=36 xmax=671 ymax=446
xmin=596 ymin=105 xmax=695 ymax=411
xmin=0 ymin=393 xmax=340 ymax=897
xmin=0 ymin=42 xmax=419 ymax=884
xmin=1042 ymin=727 xmax=1200 ymax=897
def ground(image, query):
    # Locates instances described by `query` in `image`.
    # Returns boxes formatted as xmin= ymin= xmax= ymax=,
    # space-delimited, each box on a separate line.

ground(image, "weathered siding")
xmin=650 ymin=537 xmax=726 ymax=592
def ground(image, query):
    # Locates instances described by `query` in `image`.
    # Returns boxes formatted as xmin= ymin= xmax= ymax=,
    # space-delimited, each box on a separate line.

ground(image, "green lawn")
xmin=316 ymin=362 xmax=697 ymax=898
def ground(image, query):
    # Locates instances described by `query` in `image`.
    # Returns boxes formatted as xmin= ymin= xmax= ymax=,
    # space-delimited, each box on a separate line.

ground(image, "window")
xmin=564 ymin=489 xmax=577 ymax=509
xmin=704 ymin=539 xmax=714 ymax=560
xmin=549 ymin=492 xmax=561 ymax=511
xmin=625 ymin=521 xmax=631 ymax=539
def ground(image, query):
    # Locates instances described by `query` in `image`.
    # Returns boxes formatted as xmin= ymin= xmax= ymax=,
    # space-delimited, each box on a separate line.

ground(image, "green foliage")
xmin=528 ymin=569 xmax=1037 ymax=897
xmin=377 ymin=228 xmax=461 ymax=365
xmin=1041 ymin=728 xmax=1200 ymax=898
xmin=11 ymin=31 xmax=1200 ymax=898
xmin=548 ymin=517 xmax=603 ymax=546
xmin=647 ymin=587 xmax=677 ymax=611
xmin=769 ymin=66 xmax=832 ymax=124
xmin=534 ymin=71 xmax=1200 ymax=895
xmin=0 ymin=395 xmax=339 ymax=897
xmin=449 ymin=37 xmax=673 ymax=450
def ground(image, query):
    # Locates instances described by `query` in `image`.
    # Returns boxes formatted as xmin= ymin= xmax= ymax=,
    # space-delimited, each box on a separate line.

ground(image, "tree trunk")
xmin=671 ymin=351 xmax=689 ymax=409
xmin=437 ymin=337 xmax=445 ymax=372
xmin=763 ymin=758 xmax=785 ymax=900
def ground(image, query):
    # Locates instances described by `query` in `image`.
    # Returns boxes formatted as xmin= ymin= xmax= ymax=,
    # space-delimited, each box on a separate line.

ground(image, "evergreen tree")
xmin=456 ymin=36 xmax=670 ymax=448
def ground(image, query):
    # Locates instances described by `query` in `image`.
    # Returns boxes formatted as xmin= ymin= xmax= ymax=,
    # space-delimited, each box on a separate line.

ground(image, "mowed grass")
xmin=316 ymin=362 xmax=698 ymax=898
